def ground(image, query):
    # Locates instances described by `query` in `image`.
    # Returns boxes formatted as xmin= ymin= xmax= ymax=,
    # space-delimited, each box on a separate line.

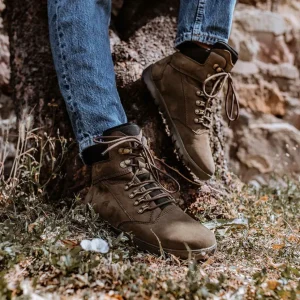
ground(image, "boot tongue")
xmin=212 ymin=41 xmax=239 ymax=64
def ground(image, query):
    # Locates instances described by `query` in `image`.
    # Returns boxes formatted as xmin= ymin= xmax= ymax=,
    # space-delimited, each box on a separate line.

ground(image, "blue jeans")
xmin=48 ymin=0 xmax=236 ymax=154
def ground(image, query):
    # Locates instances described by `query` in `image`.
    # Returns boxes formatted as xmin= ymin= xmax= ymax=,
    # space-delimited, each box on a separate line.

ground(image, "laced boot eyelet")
xmin=134 ymin=197 xmax=144 ymax=206
xmin=194 ymin=118 xmax=199 ymax=123
xmin=120 ymin=159 xmax=131 ymax=168
xmin=129 ymin=192 xmax=135 ymax=199
xmin=120 ymin=161 xmax=127 ymax=168
xmin=213 ymin=64 xmax=223 ymax=73
xmin=196 ymin=100 xmax=206 ymax=107
xmin=196 ymin=90 xmax=203 ymax=97
xmin=138 ymin=205 xmax=149 ymax=214
xmin=118 ymin=148 xmax=131 ymax=155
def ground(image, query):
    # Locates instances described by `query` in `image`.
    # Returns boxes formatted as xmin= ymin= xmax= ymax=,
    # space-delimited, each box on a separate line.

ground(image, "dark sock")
xmin=177 ymin=41 xmax=210 ymax=64
xmin=82 ymin=143 xmax=107 ymax=165
xmin=177 ymin=41 xmax=239 ymax=65
xmin=81 ymin=123 xmax=140 ymax=165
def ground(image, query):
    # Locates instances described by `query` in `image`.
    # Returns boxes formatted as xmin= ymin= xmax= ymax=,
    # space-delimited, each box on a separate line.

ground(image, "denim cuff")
xmin=79 ymin=135 xmax=101 ymax=155
xmin=175 ymin=32 xmax=228 ymax=47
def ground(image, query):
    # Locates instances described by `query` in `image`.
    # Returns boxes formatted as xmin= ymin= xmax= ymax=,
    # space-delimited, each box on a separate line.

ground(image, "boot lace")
xmin=94 ymin=135 xmax=178 ymax=214
xmin=203 ymin=66 xmax=240 ymax=125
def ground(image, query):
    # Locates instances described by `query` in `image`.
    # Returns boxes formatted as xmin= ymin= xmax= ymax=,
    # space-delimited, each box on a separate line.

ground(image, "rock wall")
xmin=0 ymin=0 xmax=9 ymax=88
xmin=1 ymin=0 xmax=300 ymax=185
xmin=228 ymin=0 xmax=300 ymax=184
xmin=0 ymin=0 xmax=15 ymax=174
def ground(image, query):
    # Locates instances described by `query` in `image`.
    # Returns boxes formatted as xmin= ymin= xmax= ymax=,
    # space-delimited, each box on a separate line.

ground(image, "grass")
xmin=0 ymin=121 xmax=299 ymax=299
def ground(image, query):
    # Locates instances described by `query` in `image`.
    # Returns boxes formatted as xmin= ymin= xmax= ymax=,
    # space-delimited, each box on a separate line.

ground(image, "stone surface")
xmin=235 ymin=9 xmax=287 ymax=36
xmin=0 ymin=1 xmax=17 ymax=177
xmin=229 ymin=113 xmax=300 ymax=182
xmin=258 ymin=35 xmax=294 ymax=64
xmin=232 ymin=60 xmax=259 ymax=75
xmin=258 ymin=62 xmax=299 ymax=79
xmin=0 ymin=1 xmax=10 ymax=87
xmin=237 ymin=122 xmax=300 ymax=179
xmin=239 ymin=37 xmax=260 ymax=62
xmin=228 ymin=1 xmax=300 ymax=182
xmin=236 ymin=81 xmax=286 ymax=116
xmin=283 ymin=96 xmax=300 ymax=130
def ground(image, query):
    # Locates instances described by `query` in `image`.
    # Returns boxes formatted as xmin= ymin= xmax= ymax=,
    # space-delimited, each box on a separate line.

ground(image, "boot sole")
xmin=111 ymin=225 xmax=217 ymax=260
xmin=142 ymin=65 xmax=213 ymax=181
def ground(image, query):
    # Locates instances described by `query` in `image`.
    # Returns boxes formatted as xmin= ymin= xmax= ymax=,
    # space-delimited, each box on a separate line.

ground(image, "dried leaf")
xmin=267 ymin=280 xmax=279 ymax=290
xmin=61 ymin=239 xmax=79 ymax=249
xmin=287 ymin=234 xmax=299 ymax=243
xmin=272 ymin=243 xmax=285 ymax=250
xmin=260 ymin=195 xmax=269 ymax=201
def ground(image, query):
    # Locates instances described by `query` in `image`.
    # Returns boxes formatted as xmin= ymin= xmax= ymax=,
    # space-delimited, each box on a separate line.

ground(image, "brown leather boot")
xmin=85 ymin=124 xmax=216 ymax=259
xmin=143 ymin=42 xmax=239 ymax=181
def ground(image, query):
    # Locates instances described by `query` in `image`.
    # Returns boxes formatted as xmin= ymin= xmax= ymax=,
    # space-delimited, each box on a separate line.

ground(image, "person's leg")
xmin=176 ymin=0 xmax=237 ymax=47
xmin=143 ymin=0 xmax=238 ymax=181
xmin=47 ymin=0 xmax=216 ymax=259
xmin=47 ymin=0 xmax=127 ymax=157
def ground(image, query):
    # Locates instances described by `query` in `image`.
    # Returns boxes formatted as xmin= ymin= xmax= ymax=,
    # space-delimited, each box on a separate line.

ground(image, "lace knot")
xmin=203 ymin=71 xmax=240 ymax=125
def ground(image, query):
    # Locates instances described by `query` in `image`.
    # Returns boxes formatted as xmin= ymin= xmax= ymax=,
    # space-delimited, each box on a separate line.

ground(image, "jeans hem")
xmin=79 ymin=135 xmax=101 ymax=155
xmin=175 ymin=32 xmax=227 ymax=47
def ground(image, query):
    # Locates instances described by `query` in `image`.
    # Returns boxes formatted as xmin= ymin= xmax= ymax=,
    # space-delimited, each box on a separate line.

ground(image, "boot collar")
xmin=170 ymin=50 xmax=235 ymax=84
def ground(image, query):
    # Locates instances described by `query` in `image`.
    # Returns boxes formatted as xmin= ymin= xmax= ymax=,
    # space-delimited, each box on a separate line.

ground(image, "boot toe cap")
xmin=165 ymin=222 xmax=216 ymax=251
xmin=185 ymin=138 xmax=215 ymax=178
xmin=120 ymin=206 xmax=217 ymax=259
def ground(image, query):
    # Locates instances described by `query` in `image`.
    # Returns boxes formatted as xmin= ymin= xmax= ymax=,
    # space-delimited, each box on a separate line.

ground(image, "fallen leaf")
xmin=272 ymin=243 xmax=285 ymax=250
xmin=287 ymin=235 xmax=299 ymax=243
xmin=260 ymin=195 xmax=269 ymax=201
xmin=61 ymin=239 xmax=79 ymax=249
xmin=267 ymin=280 xmax=279 ymax=290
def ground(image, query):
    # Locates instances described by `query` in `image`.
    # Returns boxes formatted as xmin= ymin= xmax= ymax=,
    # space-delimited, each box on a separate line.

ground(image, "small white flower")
xmin=80 ymin=238 xmax=109 ymax=254
xmin=80 ymin=239 xmax=92 ymax=251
